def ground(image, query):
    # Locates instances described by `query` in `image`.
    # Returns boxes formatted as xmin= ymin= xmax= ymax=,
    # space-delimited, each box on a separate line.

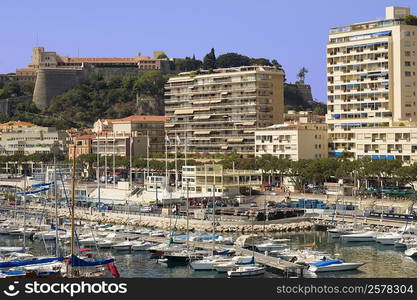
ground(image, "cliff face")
xmin=284 ymin=83 xmax=325 ymax=111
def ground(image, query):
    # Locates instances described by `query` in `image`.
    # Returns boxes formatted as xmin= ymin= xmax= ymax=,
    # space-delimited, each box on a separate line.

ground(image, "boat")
xmin=255 ymin=241 xmax=289 ymax=252
xmin=227 ymin=265 xmax=265 ymax=277
xmin=190 ymin=256 xmax=234 ymax=270
xmin=404 ymin=247 xmax=417 ymax=257
xmin=308 ymin=259 xmax=364 ymax=272
xmin=214 ymin=256 xmax=255 ymax=272
xmin=374 ymin=232 xmax=403 ymax=245
xmin=0 ymin=247 xmax=25 ymax=254
xmin=131 ymin=241 xmax=153 ymax=251
xmin=112 ymin=241 xmax=132 ymax=251
xmin=96 ymin=240 xmax=114 ymax=249
xmin=341 ymin=231 xmax=376 ymax=242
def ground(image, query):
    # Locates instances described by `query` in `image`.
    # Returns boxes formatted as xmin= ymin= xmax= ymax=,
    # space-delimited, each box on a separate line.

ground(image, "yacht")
xmin=309 ymin=259 xmax=365 ymax=272
xmin=131 ymin=241 xmax=153 ymax=251
xmin=374 ymin=232 xmax=403 ymax=245
xmin=341 ymin=231 xmax=376 ymax=242
xmin=190 ymin=255 xmax=234 ymax=270
xmin=214 ymin=256 xmax=255 ymax=272
xmin=227 ymin=265 xmax=265 ymax=277
xmin=112 ymin=241 xmax=132 ymax=251
xmin=255 ymin=241 xmax=289 ymax=252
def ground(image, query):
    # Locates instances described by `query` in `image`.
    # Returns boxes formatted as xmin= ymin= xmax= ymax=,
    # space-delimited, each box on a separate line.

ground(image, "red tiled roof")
xmin=0 ymin=121 xmax=35 ymax=127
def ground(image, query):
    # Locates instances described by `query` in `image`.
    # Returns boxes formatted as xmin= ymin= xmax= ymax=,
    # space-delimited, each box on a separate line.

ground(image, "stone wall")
xmin=33 ymin=68 xmax=84 ymax=110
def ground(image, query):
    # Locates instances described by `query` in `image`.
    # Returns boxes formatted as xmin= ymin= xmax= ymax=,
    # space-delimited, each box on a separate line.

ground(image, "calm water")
xmin=1 ymin=231 xmax=417 ymax=278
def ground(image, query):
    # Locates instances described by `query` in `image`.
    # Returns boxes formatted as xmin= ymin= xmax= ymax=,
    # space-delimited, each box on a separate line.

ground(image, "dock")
xmin=134 ymin=234 xmax=304 ymax=274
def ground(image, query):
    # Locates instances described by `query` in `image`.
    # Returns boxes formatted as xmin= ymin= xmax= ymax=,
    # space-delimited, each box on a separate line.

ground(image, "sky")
xmin=1 ymin=0 xmax=417 ymax=103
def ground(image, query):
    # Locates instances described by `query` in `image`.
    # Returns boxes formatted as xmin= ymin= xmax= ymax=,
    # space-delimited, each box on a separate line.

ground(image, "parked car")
xmin=249 ymin=202 xmax=257 ymax=207
xmin=140 ymin=206 xmax=152 ymax=213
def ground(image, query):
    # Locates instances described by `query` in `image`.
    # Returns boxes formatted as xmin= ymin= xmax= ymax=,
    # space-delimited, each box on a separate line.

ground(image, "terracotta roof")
xmin=67 ymin=57 xmax=138 ymax=63
xmin=0 ymin=121 xmax=35 ymax=127
xmin=16 ymin=68 xmax=36 ymax=73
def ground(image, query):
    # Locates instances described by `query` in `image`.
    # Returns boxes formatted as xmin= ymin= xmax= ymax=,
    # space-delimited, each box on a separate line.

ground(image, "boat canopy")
xmin=68 ymin=254 xmax=114 ymax=267
xmin=236 ymin=256 xmax=255 ymax=265
xmin=310 ymin=259 xmax=342 ymax=267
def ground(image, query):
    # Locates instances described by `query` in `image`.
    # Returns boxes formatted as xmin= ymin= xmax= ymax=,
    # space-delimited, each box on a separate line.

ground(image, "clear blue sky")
xmin=1 ymin=0 xmax=416 ymax=102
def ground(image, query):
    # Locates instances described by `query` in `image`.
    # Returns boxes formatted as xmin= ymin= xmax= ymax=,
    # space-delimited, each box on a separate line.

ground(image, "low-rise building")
xmin=255 ymin=123 xmax=328 ymax=160
xmin=181 ymin=164 xmax=262 ymax=196
xmin=0 ymin=124 xmax=69 ymax=155
xmin=353 ymin=125 xmax=417 ymax=164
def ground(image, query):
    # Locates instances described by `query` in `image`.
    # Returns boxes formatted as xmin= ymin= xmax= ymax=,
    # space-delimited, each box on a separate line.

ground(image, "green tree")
xmin=202 ymin=48 xmax=217 ymax=70
xmin=216 ymin=53 xmax=251 ymax=68
xmin=296 ymin=67 xmax=308 ymax=84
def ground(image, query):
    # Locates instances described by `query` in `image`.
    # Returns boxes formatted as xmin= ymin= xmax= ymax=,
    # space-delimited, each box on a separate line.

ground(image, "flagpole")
xmin=146 ymin=131 xmax=150 ymax=181
xmin=184 ymin=128 xmax=187 ymax=167
xmin=113 ymin=132 xmax=116 ymax=189
xmin=165 ymin=134 xmax=168 ymax=190
xmin=96 ymin=132 xmax=101 ymax=210
xmin=105 ymin=133 xmax=108 ymax=189
xmin=129 ymin=134 xmax=133 ymax=190
xmin=175 ymin=132 xmax=178 ymax=190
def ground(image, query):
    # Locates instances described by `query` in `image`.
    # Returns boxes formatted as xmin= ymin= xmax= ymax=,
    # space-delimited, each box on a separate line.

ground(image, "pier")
xmin=132 ymin=234 xmax=304 ymax=275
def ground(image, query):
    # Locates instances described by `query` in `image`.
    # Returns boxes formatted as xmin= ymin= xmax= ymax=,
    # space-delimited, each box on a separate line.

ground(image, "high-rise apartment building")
xmin=326 ymin=6 xmax=417 ymax=157
xmin=164 ymin=66 xmax=284 ymax=156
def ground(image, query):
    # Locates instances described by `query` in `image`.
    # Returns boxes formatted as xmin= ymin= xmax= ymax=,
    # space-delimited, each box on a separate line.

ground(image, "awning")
xmin=194 ymin=130 xmax=211 ymax=135
xmin=165 ymin=124 xmax=175 ymax=128
xmin=240 ymin=121 xmax=255 ymax=126
xmin=228 ymin=138 xmax=244 ymax=143
xmin=221 ymin=146 xmax=229 ymax=150
xmin=243 ymin=130 xmax=255 ymax=133
xmin=174 ymin=109 xmax=194 ymax=115
xmin=193 ymin=115 xmax=211 ymax=120
xmin=192 ymin=99 xmax=222 ymax=105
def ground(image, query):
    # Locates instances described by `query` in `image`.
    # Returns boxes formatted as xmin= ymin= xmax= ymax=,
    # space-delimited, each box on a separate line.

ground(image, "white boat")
xmin=341 ymin=231 xmax=376 ymax=242
xmin=0 ymin=247 xmax=25 ymax=254
xmin=404 ymin=247 xmax=417 ymax=257
xmin=131 ymin=241 xmax=153 ymax=251
xmin=309 ymin=259 xmax=364 ymax=272
xmin=96 ymin=240 xmax=114 ymax=249
xmin=375 ymin=232 xmax=403 ymax=245
xmin=214 ymin=256 xmax=254 ymax=272
xmin=79 ymin=237 xmax=98 ymax=247
xmin=227 ymin=265 xmax=265 ymax=277
xmin=190 ymin=256 xmax=234 ymax=270
xmin=33 ymin=231 xmax=57 ymax=241
xmin=255 ymin=242 xmax=289 ymax=252
xmin=112 ymin=241 xmax=132 ymax=251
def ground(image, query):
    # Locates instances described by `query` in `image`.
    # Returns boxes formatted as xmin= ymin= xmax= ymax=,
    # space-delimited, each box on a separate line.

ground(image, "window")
xmin=405 ymin=71 xmax=412 ymax=77
xmin=405 ymin=61 xmax=411 ymax=67
xmin=405 ymin=51 xmax=411 ymax=57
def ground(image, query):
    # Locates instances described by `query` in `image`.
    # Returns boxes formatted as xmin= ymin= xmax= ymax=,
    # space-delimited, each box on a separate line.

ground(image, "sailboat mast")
xmin=70 ymin=144 xmax=76 ymax=276
xmin=54 ymin=154 xmax=59 ymax=257
xmin=22 ymin=169 xmax=27 ymax=252
xmin=186 ymin=178 xmax=189 ymax=253
xmin=96 ymin=132 xmax=101 ymax=210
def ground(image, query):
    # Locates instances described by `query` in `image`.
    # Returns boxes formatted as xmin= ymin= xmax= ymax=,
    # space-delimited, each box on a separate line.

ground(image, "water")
xmin=1 ymin=231 xmax=417 ymax=278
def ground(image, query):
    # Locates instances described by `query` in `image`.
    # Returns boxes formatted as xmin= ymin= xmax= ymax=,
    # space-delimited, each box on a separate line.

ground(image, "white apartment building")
xmin=0 ymin=125 xmax=69 ymax=155
xmin=164 ymin=66 xmax=284 ymax=156
xmin=255 ymin=123 xmax=328 ymax=160
xmin=326 ymin=6 xmax=417 ymax=158
xmin=181 ymin=164 xmax=262 ymax=196
xmin=353 ymin=125 xmax=417 ymax=164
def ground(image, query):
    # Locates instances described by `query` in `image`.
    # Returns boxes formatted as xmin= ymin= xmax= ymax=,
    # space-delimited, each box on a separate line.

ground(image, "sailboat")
xmin=64 ymin=144 xmax=120 ymax=278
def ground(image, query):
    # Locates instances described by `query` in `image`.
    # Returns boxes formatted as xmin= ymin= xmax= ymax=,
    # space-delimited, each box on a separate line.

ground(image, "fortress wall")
xmin=33 ymin=68 xmax=84 ymax=110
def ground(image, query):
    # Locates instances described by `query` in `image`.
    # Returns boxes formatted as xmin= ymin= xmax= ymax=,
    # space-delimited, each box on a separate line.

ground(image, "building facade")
xmin=164 ymin=66 xmax=285 ymax=156
xmin=326 ymin=6 xmax=417 ymax=157
xmin=353 ymin=125 xmax=417 ymax=164
xmin=181 ymin=164 xmax=262 ymax=196
xmin=0 ymin=124 xmax=69 ymax=155
xmin=255 ymin=123 xmax=328 ymax=160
